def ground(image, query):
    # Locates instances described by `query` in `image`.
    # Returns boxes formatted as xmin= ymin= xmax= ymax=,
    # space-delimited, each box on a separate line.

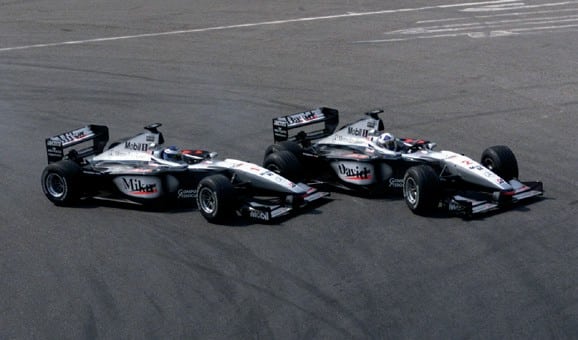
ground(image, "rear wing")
xmin=272 ymin=107 xmax=339 ymax=144
xmin=45 ymin=125 xmax=109 ymax=163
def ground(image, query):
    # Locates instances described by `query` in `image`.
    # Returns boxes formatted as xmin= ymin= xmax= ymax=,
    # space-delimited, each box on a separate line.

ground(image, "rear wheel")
xmin=403 ymin=165 xmax=440 ymax=215
xmin=41 ymin=160 xmax=82 ymax=206
xmin=196 ymin=175 xmax=235 ymax=223
xmin=263 ymin=141 xmax=303 ymax=160
xmin=481 ymin=145 xmax=519 ymax=180
xmin=263 ymin=150 xmax=304 ymax=182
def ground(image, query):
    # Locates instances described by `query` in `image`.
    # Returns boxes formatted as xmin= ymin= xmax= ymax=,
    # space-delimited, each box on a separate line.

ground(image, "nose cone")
xmin=442 ymin=151 xmax=513 ymax=191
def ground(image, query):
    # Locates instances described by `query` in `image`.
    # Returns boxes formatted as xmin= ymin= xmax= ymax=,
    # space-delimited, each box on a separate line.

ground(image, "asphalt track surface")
xmin=1 ymin=0 xmax=577 ymax=338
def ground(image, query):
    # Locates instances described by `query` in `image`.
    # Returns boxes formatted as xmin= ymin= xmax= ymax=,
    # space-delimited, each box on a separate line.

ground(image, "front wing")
xmin=240 ymin=189 xmax=330 ymax=222
xmin=445 ymin=180 xmax=543 ymax=217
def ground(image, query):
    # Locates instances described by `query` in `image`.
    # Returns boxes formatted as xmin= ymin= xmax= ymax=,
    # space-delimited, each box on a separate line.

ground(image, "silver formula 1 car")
xmin=263 ymin=107 xmax=543 ymax=217
xmin=41 ymin=123 xmax=328 ymax=223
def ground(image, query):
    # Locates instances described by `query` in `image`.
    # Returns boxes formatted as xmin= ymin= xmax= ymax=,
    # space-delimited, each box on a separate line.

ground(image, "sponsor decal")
xmin=250 ymin=209 xmax=270 ymax=221
xmin=347 ymin=127 xmax=369 ymax=137
xmin=113 ymin=176 xmax=162 ymax=199
xmin=124 ymin=141 xmax=149 ymax=151
xmin=402 ymin=138 xmax=427 ymax=144
xmin=146 ymin=134 xmax=155 ymax=142
xmin=261 ymin=170 xmax=274 ymax=177
xmin=281 ymin=109 xmax=323 ymax=126
xmin=287 ymin=111 xmax=319 ymax=124
xmin=338 ymin=163 xmax=371 ymax=180
xmin=274 ymin=127 xmax=288 ymax=139
xmin=388 ymin=178 xmax=404 ymax=188
xmin=53 ymin=127 xmax=92 ymax=144
xmin=56 ymin=132 xmax=80 ymax=143
xmin=274 ymin=119 xmax=288 ymax=127
xmin=46 ymin=139 xmax=62 ymax=147
xmin=177 ymin=189 xmax=196 ymax=199
xmin=345 ymin=153 xmax=369 ymax=160
xmin=47 ymin=149 xmax=62 ymax=156
xmin=119 ymin=177 xmax=158 ymax=195
xmin=334 ymin=134 xmax=359 ymax=143
xmin=448 ymin=201 xmax=467 ymax=212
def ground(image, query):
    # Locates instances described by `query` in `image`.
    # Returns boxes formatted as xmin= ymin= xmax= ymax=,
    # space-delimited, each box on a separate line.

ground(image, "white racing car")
xmin=41 ymin=123 xmax=329 ymax=223
xmin=263 ymin=108 xmax=543 ymax=217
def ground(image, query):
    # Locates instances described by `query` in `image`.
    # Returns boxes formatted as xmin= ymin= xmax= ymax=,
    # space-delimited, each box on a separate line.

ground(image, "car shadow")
xmin=314 ymin=184 xmax=547 ymax=221
xmin=70 ymin=196 xmax=333 ymax=227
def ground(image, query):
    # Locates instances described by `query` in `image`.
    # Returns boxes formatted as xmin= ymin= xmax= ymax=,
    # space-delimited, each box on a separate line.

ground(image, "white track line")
xmin=356 ymin=22 xmax=578 ymax=42
xmin=0 ymin=0 xmax=517 ymax=53
xmin=390 ymin=14 xmax=578 ymax=34
xmin=418 ymin=7 xmax=578 ymax=23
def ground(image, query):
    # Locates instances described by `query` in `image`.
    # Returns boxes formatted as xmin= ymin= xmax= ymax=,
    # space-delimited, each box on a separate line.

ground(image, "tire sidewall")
xmin=264 ymin=141 xmax=302 ymax=160
xmin=263 ymin=150 xmax=304 ymax=182
xmin=403 ymin=174 xmax=420 ymax=209
xmin=196 ymin=174 xmax=234 ymax=222
xmin=41 ymin=160 xmax=81 ymax=205
xmin=481 ymin=145 xmax=519 ymax=180
xmin=403 ymin=165 xmax=440 ymax=215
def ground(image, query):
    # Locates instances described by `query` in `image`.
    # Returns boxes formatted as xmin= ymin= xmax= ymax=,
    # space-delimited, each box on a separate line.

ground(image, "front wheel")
xmin=196 ymin=175 xmax=235 ymax=223
xmin=41 ymin=160 xmax=82 ymax=206
xmin=403 ymin=165 xmax=440 ymax=215
xmin=481 ymin=145 xmax=519 ymax=180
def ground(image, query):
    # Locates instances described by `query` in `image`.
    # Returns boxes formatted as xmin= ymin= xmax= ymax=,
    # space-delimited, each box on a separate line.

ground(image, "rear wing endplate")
xmin=273 ymin=107 xmax=339 ymax=143
xmin=45 ymin=125 xmax=109 ymax=163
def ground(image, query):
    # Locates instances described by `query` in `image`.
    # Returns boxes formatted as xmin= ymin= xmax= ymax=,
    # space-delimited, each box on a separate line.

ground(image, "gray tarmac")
xmin=1 ymin=0 xmax=577 ymax=338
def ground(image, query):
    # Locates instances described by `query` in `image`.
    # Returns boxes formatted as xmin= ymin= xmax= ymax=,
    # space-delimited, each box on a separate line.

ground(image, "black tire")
xmin=263 ymin=141 xmax=303 ymax=160
xmin=263 ymin=150 xmax=304 ymax=183
xmin=41 ymin=160 xmax=82 ymax=206
xmin=481 ymin=145 xmax=519 ymax=180
xmin=403 ymin=165 xmax=440 ymax=215
xmin=196 ymin=174 xmax=235 ymax=223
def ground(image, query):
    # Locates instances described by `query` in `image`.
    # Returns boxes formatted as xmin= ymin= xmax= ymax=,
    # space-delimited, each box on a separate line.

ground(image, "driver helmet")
xmin=377 ymin=132 xmax=396 ymax=150
xmin=162 ymin=146 xmax=181 ymax=161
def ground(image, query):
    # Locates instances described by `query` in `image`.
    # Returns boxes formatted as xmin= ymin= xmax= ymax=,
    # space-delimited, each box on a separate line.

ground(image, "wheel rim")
xmin=404 ymin=177 xmax=418 ymax=206
xmin=198 ymin=187 xmax=217 ymax=214
xmin=45 ymin=173 xmax=66 ymax=198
